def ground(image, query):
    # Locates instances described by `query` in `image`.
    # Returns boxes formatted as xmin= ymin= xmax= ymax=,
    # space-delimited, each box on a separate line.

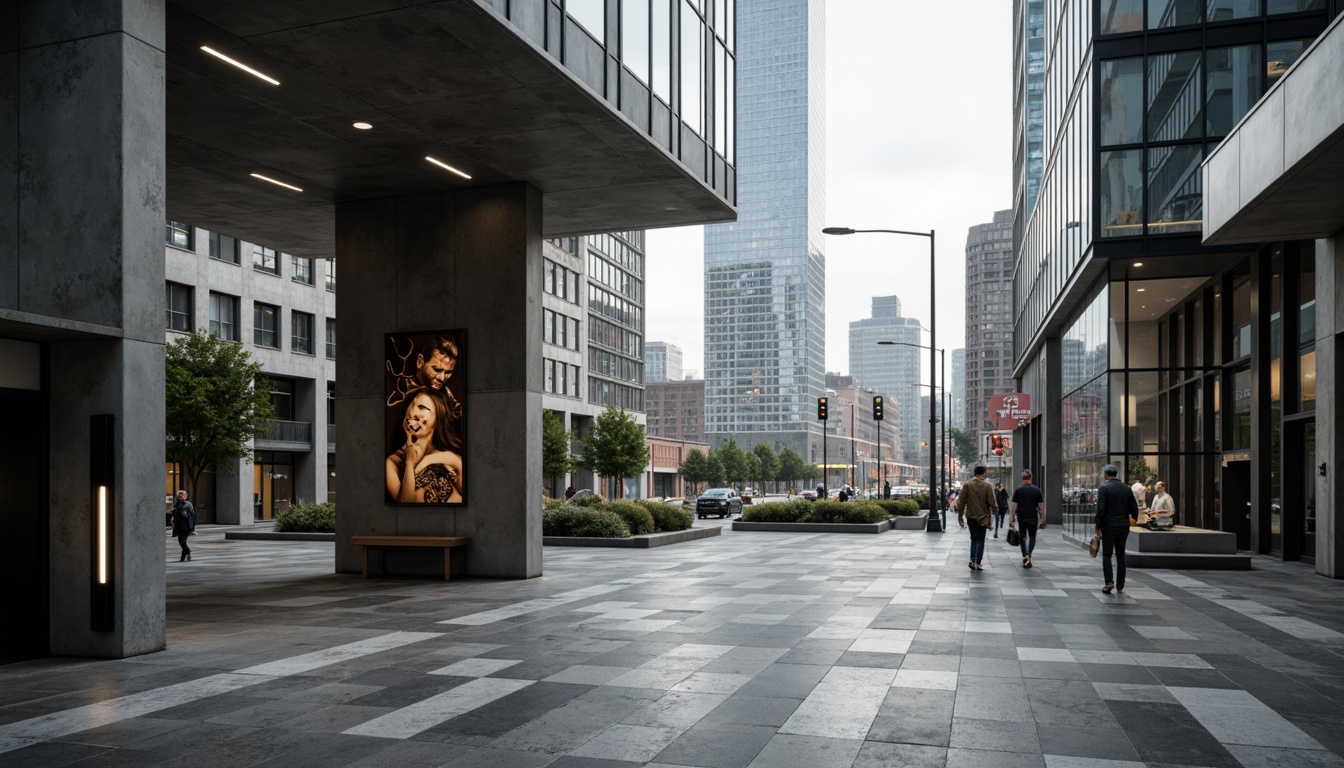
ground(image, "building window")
xmin=166 ymin=221 xmax=193 ymax=250
xmin=567 ymin=0 xmax=604 ymax=42
xmin=680 ymin=0 xmax=703 ymax=135
xmin=324 ymin=259 xmax=336 ymax=292
xmin=1100 ymin=0 xmax=1144 ymax=34
xmin=326 ymin=318 xmax=336 ymax=359
xmin=209 ymin=292 xmax=239 ymax=341
xmin=254 ymin=302 xmax=280 ymax=348
xmin=1266 ymin=39 xmax=1311 ymax=89
xmin=292 ymin=255 xmax=314 ymax=285
xmin=208 ymin=232 xmax=239 ymax=264
xmin=291 ymin=311 xmax=314 ymax=355
xmin=1100 ymin=58 xmax=1142 ymax=146
xmin=253 ymin=245 xmax=280 ymax=275
xmin=166 ymin=282 xmax=193 ymax=332
xmin=622 ymin=0 xmax=650 ymax=82
xmin=267 ymin=377 xmax=295 ymax=420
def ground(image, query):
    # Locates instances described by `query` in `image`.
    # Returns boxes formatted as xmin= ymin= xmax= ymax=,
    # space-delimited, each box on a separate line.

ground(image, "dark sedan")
xmin=696 ymin=488 xmax=742 ymax=519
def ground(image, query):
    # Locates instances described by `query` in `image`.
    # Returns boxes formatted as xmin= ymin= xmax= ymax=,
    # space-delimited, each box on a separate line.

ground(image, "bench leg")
xmin=443 ymin=548 xmax=451 ymax=581
xmin=362 ymin=547 xmax=369 ymax=579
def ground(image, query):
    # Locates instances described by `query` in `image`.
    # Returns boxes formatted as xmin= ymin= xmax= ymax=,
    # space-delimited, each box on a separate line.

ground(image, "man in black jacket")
xmin=1094 ymin=464 xmax=1138 ymax=594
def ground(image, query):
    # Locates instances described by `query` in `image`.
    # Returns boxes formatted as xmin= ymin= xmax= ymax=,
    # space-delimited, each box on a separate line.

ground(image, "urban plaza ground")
xmin=2 ymin=526 xmax=1343 ymax=768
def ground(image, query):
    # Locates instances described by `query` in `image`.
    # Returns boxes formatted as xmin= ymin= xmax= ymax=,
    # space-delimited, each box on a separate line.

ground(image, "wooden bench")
xmin=350 ymin=536 xmax=471 ymax=581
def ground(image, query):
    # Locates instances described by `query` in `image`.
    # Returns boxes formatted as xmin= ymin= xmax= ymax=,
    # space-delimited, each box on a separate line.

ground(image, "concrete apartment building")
xmin=1 ymin=0 xmax=735 ymax=659
xmin=164 ymin=222 xmax=337 ymax=525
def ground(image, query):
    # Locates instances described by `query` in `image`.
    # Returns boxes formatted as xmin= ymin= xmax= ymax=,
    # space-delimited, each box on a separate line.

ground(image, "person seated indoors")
xmin=1146 ymin=481 xmax=1175 ymax=530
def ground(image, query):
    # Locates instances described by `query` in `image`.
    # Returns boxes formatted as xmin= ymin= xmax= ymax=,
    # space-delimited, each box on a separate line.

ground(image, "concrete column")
xmin=214 ymin=456 xmax=253 ymax=526
xmin=335 ymin=184 xmax=543 ymax=579
xmin=1317 ymin=233 xmax=1344 ymax=578
xmin=294 ymin=377 xmax=318 ymax=506
xmin=9 ymin=1 xmax=167 ymax=656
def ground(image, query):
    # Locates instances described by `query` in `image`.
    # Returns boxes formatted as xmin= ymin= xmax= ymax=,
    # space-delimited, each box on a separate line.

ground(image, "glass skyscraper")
xmin=848 ymin=296 xmax=923 ymax=463
xmin=703 ymin=0 xmax=826 ymax=459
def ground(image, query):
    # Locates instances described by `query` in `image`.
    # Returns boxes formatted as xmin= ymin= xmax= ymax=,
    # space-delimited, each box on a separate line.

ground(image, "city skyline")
xmin=648 ymin=0 xmax=1012 ymax=382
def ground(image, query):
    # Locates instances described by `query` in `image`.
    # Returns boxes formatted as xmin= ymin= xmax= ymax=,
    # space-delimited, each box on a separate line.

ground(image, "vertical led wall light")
xmin=91 ymin=414 xmax=115 ymax=632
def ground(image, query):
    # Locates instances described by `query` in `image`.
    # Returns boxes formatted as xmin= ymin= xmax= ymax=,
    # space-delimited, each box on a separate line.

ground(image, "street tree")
xmin=706 ymin=452 xmax=726 ymax=486
xmin=752 ymin=442 xmax=779 ymax=493
xmin=714 ymin=437 xmax=748 ymax=485
xmin=165 ymin=332 xmax=277 ymax=506
xmin=948 ymin=428 xmax=979 ymax=469
xmin=776 ymin=447 xmax=808 ymax=490
xmin=680 ymin=448 xmax=710 ymax=495
xmin=743 ymin=454 xmax=761 ymax=490
xmin=541 ymin=410 xmax=573 ymax=491
xmin=580 ymin=405 xmax=650 ymax=498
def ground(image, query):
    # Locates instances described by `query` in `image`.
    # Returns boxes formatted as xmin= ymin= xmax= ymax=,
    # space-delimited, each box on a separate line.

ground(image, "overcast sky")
xmin=646 ymin=0 xmax=1013 ymax=383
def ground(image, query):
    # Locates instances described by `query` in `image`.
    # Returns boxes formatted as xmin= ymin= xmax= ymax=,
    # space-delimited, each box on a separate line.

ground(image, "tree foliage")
xmin=713 ymin=437 xmax=748 ymax=484
xmin=706 ymin=452 xmax=725 ymax=486
xmin=752 ymin=442 xmax=780 ymax=491
xmin=776 ymin=447 xmax=809 ymax=484
xmin=580 ymin=406 xmax=650 ymax=498
xmin=679 ymin=448 xmax=710 ymax=494
xmin=542 ymin=409 xmax=574 ymax=480
xmin=165 ymin=332 xmax=276 ymax=504
xmin=948 ymin=428 xmax=979 ymax=468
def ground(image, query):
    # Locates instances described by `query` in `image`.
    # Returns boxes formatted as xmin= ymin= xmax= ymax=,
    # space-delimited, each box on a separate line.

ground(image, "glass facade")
xmin=586 ymin=231 xmax=646 ymax=412
xmin=486 ymin=0 xmax=735 ymax=201
xmin=849 ymin=297 xmax=922 ymax=462
xmin=703 ymin=0 xmax=824 ymax=459
xmin=1013 ymin=1 xmax=1334 ymax=558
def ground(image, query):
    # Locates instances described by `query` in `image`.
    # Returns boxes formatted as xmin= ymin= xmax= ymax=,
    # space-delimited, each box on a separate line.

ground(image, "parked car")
xmin=696 ymin=488 xmax=742 ymax=519
xmin=741 ymin=487 xmax=759 ymax=504
xmin=796 ymin=489 xmax=818 ymax=500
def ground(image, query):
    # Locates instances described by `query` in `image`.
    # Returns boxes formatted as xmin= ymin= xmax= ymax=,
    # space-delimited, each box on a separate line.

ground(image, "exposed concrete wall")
xmin=335 ymin=184 xmax=543 ymax=579
xmin=9 ymin=1 xmax=168 ymax=657
xmin=1318 ymin=232 xmax=1344 ymax=578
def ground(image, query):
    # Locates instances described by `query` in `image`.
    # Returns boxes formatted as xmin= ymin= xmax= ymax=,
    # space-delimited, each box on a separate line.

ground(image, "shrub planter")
xmin=225 ymin=530 xmax=335 ymax=542
xmin=890 ymin=511 xmax=929 ymax=530
xmin=544 ymin=526 xmax=721 ymax=548
xmin=732 ymin=520 xmax=890 ymax=534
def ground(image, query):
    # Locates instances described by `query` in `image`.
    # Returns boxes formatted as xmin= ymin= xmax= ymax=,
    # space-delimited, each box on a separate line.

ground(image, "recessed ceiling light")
xmin=250 ymin=173 xmax=303 ymax=192
xmin=1136 ymin=288 xmax=1146 ymax=292
xmin=425 ymin=156 xmax=472 ymax=179
xmin=200 ymin=46 xmax=280 ymax=85
xmin=1133 ymin=262 xmax=1144 ymax=267
xmin=353 ymin=122 xmax=373 ymax=130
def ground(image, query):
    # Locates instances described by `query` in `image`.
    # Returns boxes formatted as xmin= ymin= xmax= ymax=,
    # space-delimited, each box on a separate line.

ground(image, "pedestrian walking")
xmin=956 ymin=466 xmax=997 ymax=571
xmin=993 ymin=481 xmax=1009 ymax=538
xmin=1095 ymin=464 xmax=1138 ymax=594
xmin=171 ymin=489 xmax=196 ymax=562
xmin=1009 ymin=470 xmax=1044 ymax=568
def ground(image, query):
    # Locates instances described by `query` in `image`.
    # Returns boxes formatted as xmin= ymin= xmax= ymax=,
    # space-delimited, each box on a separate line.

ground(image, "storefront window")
xmin=1231 ymin=365 xmax=1252 ymax=449
xmin=1232 ymin=271 xmax=1251 ymax=359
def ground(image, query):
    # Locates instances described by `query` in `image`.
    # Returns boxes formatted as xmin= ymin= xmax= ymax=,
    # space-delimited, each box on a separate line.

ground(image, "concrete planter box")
xmin=225 ymin=531 xmax=335 ymax=542
xmin=890 ymin=511 xmax=929 ymax=530
xmin=1063 ymin=526 xmax=1251 ymax=570
xmin=733 ymin=520 xmax=890 ymax=534
xmin=544 ymin=526 xmax=721 ymax=548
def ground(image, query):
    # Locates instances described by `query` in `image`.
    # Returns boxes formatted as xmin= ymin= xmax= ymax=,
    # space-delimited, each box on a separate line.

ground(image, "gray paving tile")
xmin=746 ymin=734 xmax=863 ymax=768
xmin=852 ymin=741 xmax=947 ymax=768
xmin=653 ymin=723 xmax=775 ymax=768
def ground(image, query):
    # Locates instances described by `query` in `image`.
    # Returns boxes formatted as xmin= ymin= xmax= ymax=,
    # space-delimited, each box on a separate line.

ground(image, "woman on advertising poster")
xmin=385 ymin=331 xmax=466 ymax=504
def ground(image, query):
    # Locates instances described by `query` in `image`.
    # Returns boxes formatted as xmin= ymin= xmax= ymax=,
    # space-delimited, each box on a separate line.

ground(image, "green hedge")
xmin=570 ymin=493 xmax=604 ymax=508
xmin=274 ymin=502 xmax=336 ymax=533
xmin=543 ymin=497 xmax=566 ymax=510
xmin=873 ymin=499 xmax=921 ymax=516
xmin=742 ymin=500 xmax=887 ymax=525
xmin=635 ymin=500 xmax=695 ymax=532
xmin=605 ymin=500 xmax=655 ymax=535
xmin=542 ymin=507 xmax=631 ymax=538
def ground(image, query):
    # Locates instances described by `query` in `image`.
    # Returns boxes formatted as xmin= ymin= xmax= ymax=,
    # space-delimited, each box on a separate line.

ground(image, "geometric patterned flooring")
xmin=2 ymin=524 xmax=1344 ymax=767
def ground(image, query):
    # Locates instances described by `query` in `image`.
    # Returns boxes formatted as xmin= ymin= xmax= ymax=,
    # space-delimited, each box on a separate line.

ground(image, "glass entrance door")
xmin=253 ymin=451 xmax=295 ymax=520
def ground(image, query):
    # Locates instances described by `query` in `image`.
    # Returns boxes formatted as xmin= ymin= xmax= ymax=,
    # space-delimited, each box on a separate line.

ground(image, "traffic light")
xmin=872 ymin=395 xmax=884 ymax=421
xmin=817 ymin=396 xmax=828 ymax=420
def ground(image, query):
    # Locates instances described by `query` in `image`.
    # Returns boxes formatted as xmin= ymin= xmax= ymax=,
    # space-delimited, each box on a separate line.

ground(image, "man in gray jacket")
xmin=1094 ymin=464 xmax=1138 ymax=594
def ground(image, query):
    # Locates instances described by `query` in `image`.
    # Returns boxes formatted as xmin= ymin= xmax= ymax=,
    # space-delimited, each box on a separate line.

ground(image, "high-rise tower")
xmin=703 ymin=0 xmax=826 ymax=460
xmin=964 ymin=210 xmax=1014 ymax=452
xmin=849 ymin=295 xmax=923 ymax=463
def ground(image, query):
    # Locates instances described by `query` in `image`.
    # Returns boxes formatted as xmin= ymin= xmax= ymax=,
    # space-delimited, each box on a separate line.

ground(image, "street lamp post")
xmin=825 ymin=226 xmax=938 ymax=531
